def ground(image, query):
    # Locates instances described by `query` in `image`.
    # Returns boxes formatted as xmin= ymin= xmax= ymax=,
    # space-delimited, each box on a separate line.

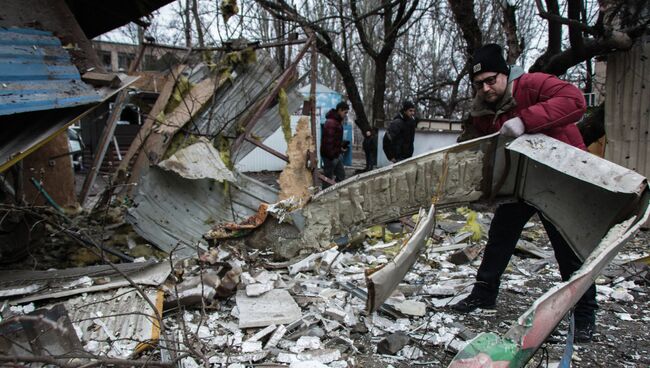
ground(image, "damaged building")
xmin=1 ymin=1 xmax=650 ymax=368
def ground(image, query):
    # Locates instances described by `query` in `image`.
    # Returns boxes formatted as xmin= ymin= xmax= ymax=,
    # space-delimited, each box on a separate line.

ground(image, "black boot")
xmin=451 ymin=294 xmax=496 ymax=313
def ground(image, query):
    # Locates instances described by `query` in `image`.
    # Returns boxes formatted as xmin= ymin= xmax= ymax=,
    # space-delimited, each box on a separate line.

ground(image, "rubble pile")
xmin=3 ymin=207 xmax=647 ymax=367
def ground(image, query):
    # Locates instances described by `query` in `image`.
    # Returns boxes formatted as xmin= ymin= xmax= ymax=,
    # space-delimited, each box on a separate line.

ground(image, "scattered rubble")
xmin=1 ymin=207 xmax=649 ymax=367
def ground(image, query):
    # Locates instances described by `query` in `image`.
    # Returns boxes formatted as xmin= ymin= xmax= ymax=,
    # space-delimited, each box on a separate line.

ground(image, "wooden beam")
xmin=78 ymin=89 xmax=129 ymax=206
xmin=126 ymin=70 xmax=223 ymax=192
xmin=81 ymin=71 xmax=122 ymax=88
xmin=115 ymin=64 xmax=186 ymax=185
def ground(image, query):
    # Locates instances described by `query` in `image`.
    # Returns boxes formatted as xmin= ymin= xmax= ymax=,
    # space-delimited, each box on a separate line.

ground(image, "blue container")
xmin=342 ymin=122 xmax=353 ymax=165
xmin=298 ymin=83 xmax=353 ymax=166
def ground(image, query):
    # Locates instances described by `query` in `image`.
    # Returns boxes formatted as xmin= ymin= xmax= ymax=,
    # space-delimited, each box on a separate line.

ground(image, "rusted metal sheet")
xmin=365 ymin=205 xmax=436 ymax=314
xmin=0 ymin=28 xmax=102 ymax=116
xmin=21 ymin=131 xmax=78 ymax=209
xmin=605 ymin=38 xmax=650 ymax=178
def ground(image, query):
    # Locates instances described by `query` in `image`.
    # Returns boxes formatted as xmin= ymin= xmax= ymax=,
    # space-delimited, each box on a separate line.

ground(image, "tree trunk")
xmin=184 ymin=0 xmax=192 ymax=47
xmin=191 ymin=0 xmax=204 ymax=47
xmin=372 ymin=58 xmax=388 ymax=128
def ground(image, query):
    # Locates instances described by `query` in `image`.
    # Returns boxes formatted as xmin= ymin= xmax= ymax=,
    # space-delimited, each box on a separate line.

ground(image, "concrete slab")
xmin=236 ymin=289 xmax=302 ymax=328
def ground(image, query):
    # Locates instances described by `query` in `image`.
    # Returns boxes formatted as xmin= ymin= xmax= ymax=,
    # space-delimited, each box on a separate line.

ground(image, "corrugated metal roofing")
xmin=605 ymin=37 xmax=650 ymax=178
xmin=0 ymin=27 xmax=102 ymax=116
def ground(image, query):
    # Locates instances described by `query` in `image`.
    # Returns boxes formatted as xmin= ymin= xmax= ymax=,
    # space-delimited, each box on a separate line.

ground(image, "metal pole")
xmin=243 ymin=136 xmax=289 ymax=162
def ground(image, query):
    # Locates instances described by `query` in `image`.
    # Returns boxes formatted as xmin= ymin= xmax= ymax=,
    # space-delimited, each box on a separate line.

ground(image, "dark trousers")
xmin=363 ymin=136 xmax=377 ymax=170
xmin=471 ymin=201 xmax=597 ymax=326
xmin=322 ymin=156 xmax=345 ymax=189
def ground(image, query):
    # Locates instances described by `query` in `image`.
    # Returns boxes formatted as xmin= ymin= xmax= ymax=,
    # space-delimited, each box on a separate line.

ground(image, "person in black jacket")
xmin=383 ymin=100 xmax=417 ymax=163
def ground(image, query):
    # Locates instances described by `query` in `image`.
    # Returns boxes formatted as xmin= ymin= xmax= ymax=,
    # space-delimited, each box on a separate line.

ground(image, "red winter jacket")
xmin=321 ymin=109 xmax=344 ymax=160
xmin=471 ymin=69 xmax=587 ymax=150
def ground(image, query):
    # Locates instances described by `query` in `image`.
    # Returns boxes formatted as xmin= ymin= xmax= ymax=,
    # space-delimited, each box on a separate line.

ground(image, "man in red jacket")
xmin=320 ymin=101 xmax=349 ymax=188
xmin=451 ymin=44 xmax=597 ymax=343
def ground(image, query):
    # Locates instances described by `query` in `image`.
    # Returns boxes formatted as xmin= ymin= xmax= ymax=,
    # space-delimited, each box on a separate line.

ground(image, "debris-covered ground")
xmin=1 ymin=205 xmax=648 ymax=368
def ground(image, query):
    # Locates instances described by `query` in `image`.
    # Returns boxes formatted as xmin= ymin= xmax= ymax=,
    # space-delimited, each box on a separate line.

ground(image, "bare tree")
xmin=252 ymin=0 xmax=426 ymax=133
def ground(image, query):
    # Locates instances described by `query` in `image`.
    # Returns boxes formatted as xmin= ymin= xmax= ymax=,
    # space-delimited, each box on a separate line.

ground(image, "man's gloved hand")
xmin=500 ymin=117 xmax=525 ymax=137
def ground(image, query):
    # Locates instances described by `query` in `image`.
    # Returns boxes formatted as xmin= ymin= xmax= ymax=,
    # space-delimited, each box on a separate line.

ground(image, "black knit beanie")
xmin=470 ymin=44 xmax=509 ymax=79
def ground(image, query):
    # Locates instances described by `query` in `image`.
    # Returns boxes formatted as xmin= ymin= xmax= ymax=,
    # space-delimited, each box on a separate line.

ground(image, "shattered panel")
xmin=158 ymin=139 xmax=236 ymax=182
xmin=0 ymin=304 xmax=83 ymax=359
xmin=61 ymin=288 xmax=162 ymax=358
xmin=0 ymin=261 xmax=170 ymax=304
xmin=127 ymin=167 xmax=278 ymax=257
xmin=450 ymin=194 xmax=650 ymax=367
xmin=366 ymin=205 xmax=436 ymax=314
xmin=300 ymin=135 xmax=501 ymax=246
xmin=508 ymin=134 xmax=647 ymax=260
xmin=188 ymin=52 xmax=303 ymax=163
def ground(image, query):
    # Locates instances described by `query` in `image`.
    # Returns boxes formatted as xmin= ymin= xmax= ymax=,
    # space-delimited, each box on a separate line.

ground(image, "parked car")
xmin=67 ymin=126 xmax=84 ymax=171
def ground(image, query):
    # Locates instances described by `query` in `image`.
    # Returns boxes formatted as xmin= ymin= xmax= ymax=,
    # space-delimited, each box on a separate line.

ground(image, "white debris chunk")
xmin=264 ymin=324 xmax=287 ymax=348
xmin=289 ymin=361 xmax=329 ymax=368
xmin=393 ymin=300 xmax=426 ymax=316
xmin=277 ymin=352 xmax=299 ymax=363
xmin=179 ymin=357 xmax=200 ymax=368
xmin=615 ymin=313 xmax=635 ymax=321
xmin=298 ymin=349 xmax=341 ymax=364
xmin=325 ymin=307 xmax=347 ymax=322
xmin=9 ymin=303 xmax=35 ymax=314
xmin=329 ymin=361 xmax=349 ymax=368
xmin=241 ymin=272 xmax=256 ymax=286
xmin=611 ymin=288 xmax=635 ymax=302
xmin=241 ymin=340 xmax=263 ymax=353
xmin=209 ymin=351 xmax=268 ymax=364
xmin=321 ymin=248 xmax=340 ymax=268
xmin=246 ymin=324 xmax=277 ymax=342
xmin=246 ymin=282 xmax=275 ymax=296
xmin=255 ymin=270 xmax=279 ymax=284
xmin=289 ymin=253 xmax=321 ymax=275
xmin=400 ymin=345 xmax=424 ymax=359
xmin=61 ymin=276 xmax=94 ymax=289
xmin=429 ymin=293 xmax=470 ymax=308
xmin=236 ymin=289 xmax=302 ymax=328
xmin=290 ymin=336 xmax=321 ymax=353
xmin=197 ymin=325 xmax=211 ymax=339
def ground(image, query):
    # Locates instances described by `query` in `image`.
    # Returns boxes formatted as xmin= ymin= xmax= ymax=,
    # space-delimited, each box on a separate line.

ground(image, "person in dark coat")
xmin=362 ymin=128 xmax=378 ymax=171
xmin=320 ymin=101 xmax=349 ymax=188
xmin=451 ymin=44 xmax=597 ymax=343
xmin=383 ymin=100 xmax=417 ymax=163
